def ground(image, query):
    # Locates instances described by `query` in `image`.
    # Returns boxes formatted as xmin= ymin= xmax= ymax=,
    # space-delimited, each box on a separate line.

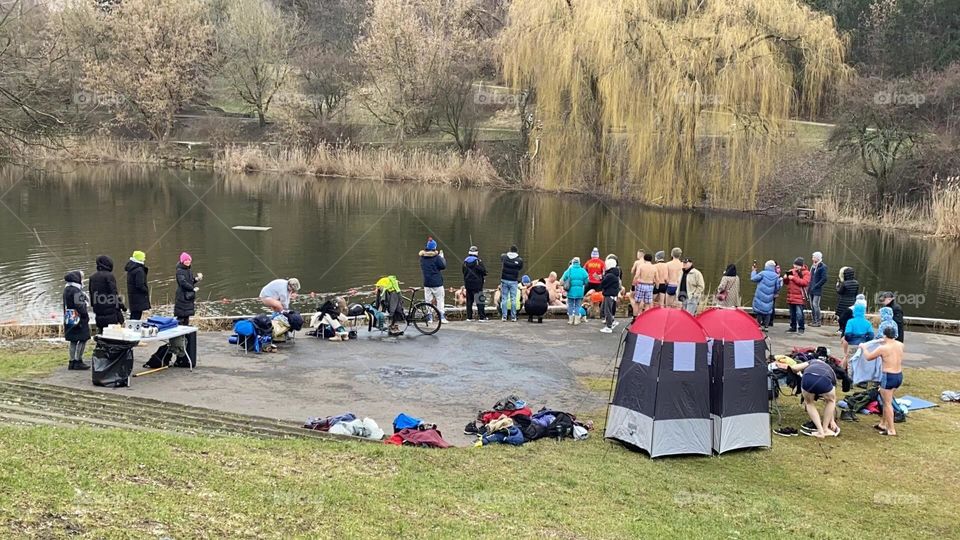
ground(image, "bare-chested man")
xmin=665 ymin=247 xmax=684 ymax=307
xmin=629 ymin=250 xmax=646 ymax=284
xmin=861 ymin=326 xmax=905 ymax=436
xmin=545 ymin=271 xmax=565 ymax=306
xmin=631 ymin=253 xmax=657 ymax=314
xmin=653 ymin=251 xmax=669 ymax=307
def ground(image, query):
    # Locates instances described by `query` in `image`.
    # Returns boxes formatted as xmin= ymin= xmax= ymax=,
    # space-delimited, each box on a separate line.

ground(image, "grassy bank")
xmin=1 ymin=349 xmax=959 ymax=538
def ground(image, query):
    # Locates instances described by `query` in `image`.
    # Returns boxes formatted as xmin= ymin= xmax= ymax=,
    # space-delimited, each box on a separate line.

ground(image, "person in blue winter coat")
xmin=808 ymin=251 xmax=828 ymax=327
xmin=419 ymin=237 xmax=447 ymax=321
xmin=751 ymin=260 xmax=781 ymax=329
xmin=561 ymin=257 xmax=590 ymax=326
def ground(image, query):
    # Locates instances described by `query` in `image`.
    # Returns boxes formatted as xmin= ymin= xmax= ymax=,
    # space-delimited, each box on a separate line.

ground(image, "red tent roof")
xmin=696 ymin=307 xmax=764 ymax=341
xmin=628 ymin=307 xmax=708 ymax=343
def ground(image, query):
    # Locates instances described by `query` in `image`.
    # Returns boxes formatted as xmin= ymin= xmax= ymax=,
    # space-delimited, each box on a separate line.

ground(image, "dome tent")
xmin=605 ymin=307 xmax=711 ymax=458
xmin=697 ymin=308 xmax=771 ymax=454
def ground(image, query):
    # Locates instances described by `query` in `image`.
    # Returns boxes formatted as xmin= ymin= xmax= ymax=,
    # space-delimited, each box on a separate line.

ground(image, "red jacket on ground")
xmin=784 ymin=265 xmax=810 ymax=305
xmin=584 ymin=258 xmax=605 ymax=284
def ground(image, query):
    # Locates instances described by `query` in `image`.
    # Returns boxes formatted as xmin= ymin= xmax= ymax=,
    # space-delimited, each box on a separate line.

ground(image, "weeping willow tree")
xmin=501 ymin=0 xmax=850 ymax=209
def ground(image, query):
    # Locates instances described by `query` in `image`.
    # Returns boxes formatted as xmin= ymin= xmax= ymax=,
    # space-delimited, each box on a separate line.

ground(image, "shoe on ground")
xmin=829 ymin=426 xmax=840 ymax=437
xmin=786 ymin=328 xmax=797 ymax=333
xmin=511 ymin=317 xmax=517 ymax=322
xmin=800 ymin=421 xmax=816 ymax=433
xmin=810 ymin=323 xmax=822 ymax=327
xmin=463 ymin=422 xmax=479 ymax=435
xmin=68 ymin=360 xmax=91 ymax=371
xmin=502 ymin=317 xmax=507 ymax=322
xmin=611 ymin=321 xmax=620 ymax=329
xmin=774 ymin=427 xmax=798 ymax=437
xmin=798 ymin=330 xmax=805 ymax=335
xmin=476 ymin=318 xmax=485 ymax=323
xmin=600 ymin=327 xmax=613 ymax=334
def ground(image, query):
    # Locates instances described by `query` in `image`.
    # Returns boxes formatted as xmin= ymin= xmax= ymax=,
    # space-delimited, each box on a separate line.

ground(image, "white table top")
xmin=140 ymin=325 xmax=198 ymax=342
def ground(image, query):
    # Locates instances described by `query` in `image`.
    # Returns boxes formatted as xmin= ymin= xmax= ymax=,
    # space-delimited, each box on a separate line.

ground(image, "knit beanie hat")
xmin=468 ymin=246 xmax=479 ymax=256
xmin=605 ymin=258 xmax=616 ymax=270
xmin=179 ymin=252 xmax=192 ymax=265
xmin=793 ymin=257 xmax=804 ymax=266
xmin=655 ymin=251 xmax=665 ymax=262
xmin=131 ymin=250 xmax=146 ymax=263
xmin=591 ymin=247 xmax=600 ymax=258
xmin=426 ymin=237 xmax=438 ymax=251
xmin=521 ymin=275 xmax=531 ymax=285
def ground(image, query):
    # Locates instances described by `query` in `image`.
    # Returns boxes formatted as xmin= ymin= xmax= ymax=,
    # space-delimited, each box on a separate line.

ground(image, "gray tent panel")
xmin=713 ymin=412 xmax=771 ymax=454
xmin=612 ymin=334 xmax=660 ymax=419
xmin=605 ymin=405 xmax=654 ymax=452
xmin=650 ymin=418 xmax=712 ymax=457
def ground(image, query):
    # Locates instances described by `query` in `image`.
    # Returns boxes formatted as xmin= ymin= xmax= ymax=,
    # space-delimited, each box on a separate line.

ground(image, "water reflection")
xmin=1 ymin=165 xmax=958 ymax=322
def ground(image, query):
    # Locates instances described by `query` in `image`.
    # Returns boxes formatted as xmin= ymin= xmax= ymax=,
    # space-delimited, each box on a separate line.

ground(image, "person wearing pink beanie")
xmin=174 ymin=252 xmax=202 ymax=325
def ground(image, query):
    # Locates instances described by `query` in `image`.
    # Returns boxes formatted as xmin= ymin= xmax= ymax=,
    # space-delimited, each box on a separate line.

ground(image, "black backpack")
xmin=252 ymin=314 xmax=273 ymax=335
xmin=285 ymin=311 xmax=304 ymax=331
xmin=545 ymin=412 xmax=576 ymax=440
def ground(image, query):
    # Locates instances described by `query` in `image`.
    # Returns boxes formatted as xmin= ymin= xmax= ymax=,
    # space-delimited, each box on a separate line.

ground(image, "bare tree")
xmin=219 ymin=0 xmax=301 ymax=127
xmin=65 ymin=0 xmax=215 ymax=143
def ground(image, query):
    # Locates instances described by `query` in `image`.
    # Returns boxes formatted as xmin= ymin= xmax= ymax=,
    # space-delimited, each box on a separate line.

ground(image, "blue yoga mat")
xmin=901 ymin=395 xmax=937 ymax=411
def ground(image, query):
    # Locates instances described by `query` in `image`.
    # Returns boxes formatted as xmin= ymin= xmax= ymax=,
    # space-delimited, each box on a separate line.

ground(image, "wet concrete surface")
xmin=42 ymin=317 xmax=960 ymax=446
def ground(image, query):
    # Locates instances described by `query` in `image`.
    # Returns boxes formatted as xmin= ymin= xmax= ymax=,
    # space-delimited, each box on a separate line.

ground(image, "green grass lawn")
xmin=2 ymin=349 xmax=959 ymax=538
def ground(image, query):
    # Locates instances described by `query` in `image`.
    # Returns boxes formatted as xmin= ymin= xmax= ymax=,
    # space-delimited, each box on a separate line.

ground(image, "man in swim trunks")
xmin=861 ymin=325 xmax=905 ymax=436
xmin=665 ymin=247 xmax=683 ymax=308
xmin=632 ymin=253 xmax=657 ymax=315
xmin=653 ymin=251 xmax=669 ymax=307
xmin=788 ymin=359 xmax=839 ymax=439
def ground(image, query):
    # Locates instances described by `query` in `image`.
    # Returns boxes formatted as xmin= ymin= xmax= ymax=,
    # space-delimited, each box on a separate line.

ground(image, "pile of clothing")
xmin=464 ymin=395 xmax=591 ymax=446
xmin=384 ymin=413 xmax=452 ymax=448
xmin=303 ymin=413 xmax=384 ymax=440
xmin=838 ymin=389 xmax=908 ymax=423
xmin=942 ymin=391 xmax=960 ymax=402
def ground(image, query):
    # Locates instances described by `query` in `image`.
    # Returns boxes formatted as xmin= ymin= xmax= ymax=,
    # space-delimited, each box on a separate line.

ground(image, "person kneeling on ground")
xmin=523 ymin=279 xmax=550 ymax=323
xmin=600 ymin=258 xmax=621 ymax=333
xmin=860 ymin=326 xmax=905 ymax=437
xmin=260 ymin=278 xmax=301 ymax=313
xmin=788 ymin=359 xmax=840 ymax=439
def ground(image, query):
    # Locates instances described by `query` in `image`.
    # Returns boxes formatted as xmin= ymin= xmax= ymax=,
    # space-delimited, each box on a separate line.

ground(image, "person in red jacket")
xmin=784 ymin=256 xmax=811 ymax=334
xmin=584 ymin=247 xmax=605 ymax=294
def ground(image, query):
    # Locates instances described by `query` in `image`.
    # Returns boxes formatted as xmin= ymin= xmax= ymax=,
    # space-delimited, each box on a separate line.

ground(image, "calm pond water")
xmin=1 ymin=165 xmax=959 ymax=322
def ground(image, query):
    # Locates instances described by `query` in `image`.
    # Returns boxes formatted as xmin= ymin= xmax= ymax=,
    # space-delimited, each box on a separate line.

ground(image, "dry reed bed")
xmin=814 ymin=189 xmax=960 ymax=239
xmin=215 ymin=144 xmax=502 ymax=187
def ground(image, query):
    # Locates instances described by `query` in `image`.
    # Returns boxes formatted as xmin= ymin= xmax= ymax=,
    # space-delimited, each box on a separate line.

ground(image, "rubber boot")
xmin=69 ymin=360 xmax=91 ymax=370
xmin=574 ymin=315 xmax=582 ymax=326
xmin=567 ymin=315 xmax=574 ymax=325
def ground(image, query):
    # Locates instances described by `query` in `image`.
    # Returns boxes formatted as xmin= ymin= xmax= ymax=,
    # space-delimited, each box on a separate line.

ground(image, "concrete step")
xmin=0 ymin=380 xmax=374 ymax=443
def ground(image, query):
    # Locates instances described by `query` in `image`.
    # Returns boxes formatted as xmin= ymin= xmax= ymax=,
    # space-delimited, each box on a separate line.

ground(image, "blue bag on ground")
xmin=393 ymin=413 xmax=423 ymax=432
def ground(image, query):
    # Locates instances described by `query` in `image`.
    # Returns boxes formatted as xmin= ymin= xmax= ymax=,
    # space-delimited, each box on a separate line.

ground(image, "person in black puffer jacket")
xmin=89 ymin=255 xmax=125 ymax=333
xmin=125 ymin=250 xmax=150 ymax=320
xmin=835 ymin=266 xmax=859 ymax=334
xmin=174 ymin=252 xmax=202 ymax=325
xmin=462 ymin=246 xmax=488 ymax=321
xmin=63 ymin=270 xmax=91 ymax=370
xmin=523 ymin=279 xmax=550 ymax=323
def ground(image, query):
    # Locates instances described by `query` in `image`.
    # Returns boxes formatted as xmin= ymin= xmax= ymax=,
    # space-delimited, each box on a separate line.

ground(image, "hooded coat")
xmin=462 ymin=255 xmax=487 ymax=292
xmin=887 ymin=299 xmax=905 ymax=343
xmin=601 ymin=267 xmax=621 ymax=297
xmin=124 ymin=259 xmax=151 ymax=314
xmin=844 ymin=304 xmax=875 ymax=345
xmin=63 ymin=271 xmax=91 ymax=342
xmin=174 ymin=262 xmax=198 ymax=318
xmin=835 ymin=268 xmax=860 ymax=315
xmin=89 ymin=255 xmax=124 ymax=328
xmin=878 ymin=306 xmax=899 ymax=339
xmin=419 ymin=250 xmax=446 ymax=288
xmin=784 ymin=265 xmax=811 ymax=305
xmin=500 ymin=250 xmax=524 ymax=282
xmin=524 ymin=283 xmax=550 ymax=316
xmin=750 ymin=262 xmax=781 ymax=315
xmin=561 ymin=261 xmax=589 ymax=300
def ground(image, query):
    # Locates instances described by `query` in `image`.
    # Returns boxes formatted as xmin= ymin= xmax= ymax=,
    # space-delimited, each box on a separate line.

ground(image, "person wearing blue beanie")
xmin=419 ymin=237 xmax=446 ymax=322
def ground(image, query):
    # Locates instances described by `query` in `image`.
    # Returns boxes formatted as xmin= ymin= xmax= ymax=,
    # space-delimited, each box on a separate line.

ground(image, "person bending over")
xmin=788 ymin=359 xmax=840 ymax=439
xmin=260 ymin=278 xmax=301 ymax=313
xmin=860 ymin=326 xmax=905 ymax=437
xmin=524 ymin=279 xmax=550 ymax=323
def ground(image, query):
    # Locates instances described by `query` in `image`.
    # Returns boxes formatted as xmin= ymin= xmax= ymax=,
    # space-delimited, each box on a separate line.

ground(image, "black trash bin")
xmin=91 ymin=336 xmax=138 ymax=387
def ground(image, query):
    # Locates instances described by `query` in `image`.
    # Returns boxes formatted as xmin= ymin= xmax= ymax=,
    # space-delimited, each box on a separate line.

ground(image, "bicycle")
xmin=371 ymin=287 xmax=442 ymax=336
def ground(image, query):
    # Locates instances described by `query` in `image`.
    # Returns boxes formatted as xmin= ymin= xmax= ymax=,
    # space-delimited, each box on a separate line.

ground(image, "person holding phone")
xmin=784 ymin=257 xmax=810 ymax=334
xmin=419 ymin=237 xmax=447 ymax=322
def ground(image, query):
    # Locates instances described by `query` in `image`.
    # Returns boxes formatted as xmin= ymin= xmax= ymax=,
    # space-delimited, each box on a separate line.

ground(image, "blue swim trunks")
xmin=666 ymin=285 xmax=678 ymax=296
xmin=880 ymin=372 xmax=903 ymax=390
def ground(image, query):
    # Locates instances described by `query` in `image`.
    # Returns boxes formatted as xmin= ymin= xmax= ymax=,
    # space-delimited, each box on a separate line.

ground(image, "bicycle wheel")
xmin=409 ymin=302 xmax=442 ymax=335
